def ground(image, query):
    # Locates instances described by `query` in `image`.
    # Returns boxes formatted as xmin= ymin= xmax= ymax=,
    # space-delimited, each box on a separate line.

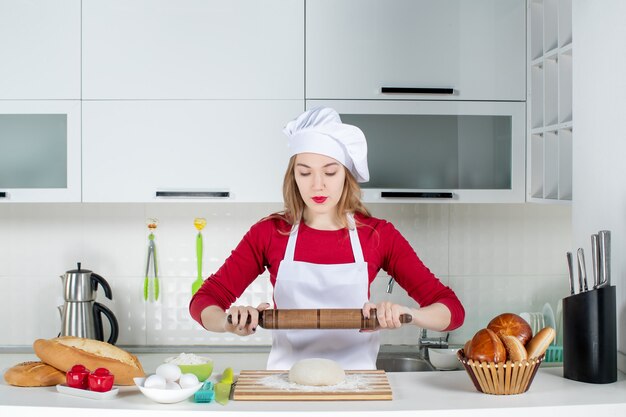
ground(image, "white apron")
xmin=266 ymin=215 xmax=379 ymax=370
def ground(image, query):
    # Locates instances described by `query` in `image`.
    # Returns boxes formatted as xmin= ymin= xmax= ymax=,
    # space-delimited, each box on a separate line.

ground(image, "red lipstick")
xmin=312 ymin=196 xmax=327 ymax=204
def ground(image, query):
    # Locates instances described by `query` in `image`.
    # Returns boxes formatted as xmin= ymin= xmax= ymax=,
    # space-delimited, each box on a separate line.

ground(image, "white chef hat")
xmin=283 ymin=107 xmax=369 ymax=182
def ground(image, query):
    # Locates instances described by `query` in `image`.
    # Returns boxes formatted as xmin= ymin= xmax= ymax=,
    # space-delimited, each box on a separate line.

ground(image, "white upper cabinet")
xmin=306 ymin=0 xmax=526 ymax=101
xmin=309 ymin=100 xmax=526 ymax=203
xmin=82 ymin=0 xmax=304 ymax=99
xmin=0 ymin=0 xmax=80 ymax=99
xmin=82 ymin=100 xmax=302 ymax=203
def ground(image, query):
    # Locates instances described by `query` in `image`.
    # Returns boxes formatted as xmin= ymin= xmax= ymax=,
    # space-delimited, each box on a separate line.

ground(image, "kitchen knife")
xmin=227 ymin=308 xmax=413 ymax=330
xmin=598 ymin=230 xmax=611 ymax=287
xmin=591 ymin=234 xmax=600 ymax=289
xmin=577 ymin=248 xmax=588 ymax=292
xmin=566 ymin=252 xmax=575 ymax=295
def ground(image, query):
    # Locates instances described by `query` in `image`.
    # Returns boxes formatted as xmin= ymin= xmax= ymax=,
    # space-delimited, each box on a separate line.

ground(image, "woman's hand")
xmin=362 ymin=301 xmax=413 ymax=329
xmin=225 ymin=302 xmax=270 ymax=336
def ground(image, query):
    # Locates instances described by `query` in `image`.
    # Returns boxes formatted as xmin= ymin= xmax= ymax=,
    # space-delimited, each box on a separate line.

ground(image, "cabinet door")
xmin=82 ymin=0 xmax=303 ymax=100
xmin=308 ymin=100 xmax=526 ymax=203
xmin=82 ymin=100 xmax=303 ymax=202
xmin=0 ymin=0 xmax=80 ymax=99
xmin=0 ymin=101 xmax=81 ymax=202
xmin=306 ymin=0 xmax=525 ymax=101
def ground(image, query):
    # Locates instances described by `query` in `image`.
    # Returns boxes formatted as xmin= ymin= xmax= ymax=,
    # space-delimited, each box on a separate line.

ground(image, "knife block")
xmin=562 ymin=286 xmax=617 ymax=383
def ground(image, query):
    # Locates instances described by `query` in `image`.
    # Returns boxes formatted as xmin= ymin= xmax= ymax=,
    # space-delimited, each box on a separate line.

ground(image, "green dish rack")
xmin=544 ymin=345 xmax=563 ymax=363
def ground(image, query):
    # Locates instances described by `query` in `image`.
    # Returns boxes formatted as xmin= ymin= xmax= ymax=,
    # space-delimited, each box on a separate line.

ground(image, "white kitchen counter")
xmin=1 ymin=352 xmax=625 ymax=417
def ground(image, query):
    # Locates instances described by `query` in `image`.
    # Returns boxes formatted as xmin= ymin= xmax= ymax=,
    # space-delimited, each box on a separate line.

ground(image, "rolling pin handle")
xmin=226 ymin=312 xmax=264 ymax=327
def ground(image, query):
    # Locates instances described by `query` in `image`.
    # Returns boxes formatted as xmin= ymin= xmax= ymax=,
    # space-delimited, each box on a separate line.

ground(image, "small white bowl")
xmin=428 ymin=348 xmax=463 ymax=370
xmin=134 ymin=377 xmax=203 ymax=404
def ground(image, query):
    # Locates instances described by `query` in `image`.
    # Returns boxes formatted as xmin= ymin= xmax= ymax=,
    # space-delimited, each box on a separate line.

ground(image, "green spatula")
xmin=191 ymin=218 xmax=206 ymax=295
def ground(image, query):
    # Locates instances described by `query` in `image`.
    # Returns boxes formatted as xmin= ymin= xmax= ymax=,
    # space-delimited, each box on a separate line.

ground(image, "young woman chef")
xmin=190 ymin=107 xmax=465 ymax=370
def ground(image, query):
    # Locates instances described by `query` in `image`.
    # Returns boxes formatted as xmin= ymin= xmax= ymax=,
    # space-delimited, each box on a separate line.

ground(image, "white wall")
xmin=573 ymin=1 xmax=626 ymax=372
xmin=0 ymin=203 xmax=571 ymax=348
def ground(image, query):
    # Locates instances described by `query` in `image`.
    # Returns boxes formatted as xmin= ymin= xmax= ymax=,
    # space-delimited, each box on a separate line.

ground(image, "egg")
xmin=165 ymin=381 xmax=181 ymax=390
xmin=178 ymin=373 xmax=200 ymax=389
xmin=156 ymin=363 xmax=182 ymax=382
xmin=143 ymin=374 xmax=166 ymax=389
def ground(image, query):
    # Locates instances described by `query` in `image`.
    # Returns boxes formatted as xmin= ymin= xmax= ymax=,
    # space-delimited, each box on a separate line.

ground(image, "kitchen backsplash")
xmin=0 ymin=203 xmax=571 ymax=347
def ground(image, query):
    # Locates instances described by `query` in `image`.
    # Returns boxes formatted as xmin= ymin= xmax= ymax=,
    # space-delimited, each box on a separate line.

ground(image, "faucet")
xmin=418 ymin=328 xmax=450 ymax=359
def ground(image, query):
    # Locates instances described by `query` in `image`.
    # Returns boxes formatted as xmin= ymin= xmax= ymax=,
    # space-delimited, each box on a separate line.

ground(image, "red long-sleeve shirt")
xmin=189 ymin=213 xmax=465 ymax=331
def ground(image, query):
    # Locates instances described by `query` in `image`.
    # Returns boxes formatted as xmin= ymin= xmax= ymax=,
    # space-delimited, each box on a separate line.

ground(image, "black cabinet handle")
xmin=0 ymin=192 xmax=6 ymax=198
xmin=381 ymin=191 xmax=454 ymax=199
xmin=381 ymin=87 xmax=454 ymax=95
xmin=155 ymin=191 xmax=230 ymax=198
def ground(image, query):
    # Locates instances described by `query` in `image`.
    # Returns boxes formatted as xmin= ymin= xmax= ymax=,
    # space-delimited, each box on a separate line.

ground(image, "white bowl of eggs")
xmin=134 ymin=363 xmax=203 ymax=404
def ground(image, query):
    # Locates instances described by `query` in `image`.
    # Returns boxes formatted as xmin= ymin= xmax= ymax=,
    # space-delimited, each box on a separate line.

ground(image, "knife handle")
xmin=598 ymin=230 xmax=611 ymax=287
xmin=227 ymin=308 xmax=413 ymax=330
xmin=591 ymin=234 xmax=600 ymax=288
xmin=577 ymin=248 xmax=588 ymax=292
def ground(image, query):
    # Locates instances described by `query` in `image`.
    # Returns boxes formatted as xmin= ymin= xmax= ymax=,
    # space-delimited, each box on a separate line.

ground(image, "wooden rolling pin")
xmin=226 ymin=308 xmax=413 ymax=330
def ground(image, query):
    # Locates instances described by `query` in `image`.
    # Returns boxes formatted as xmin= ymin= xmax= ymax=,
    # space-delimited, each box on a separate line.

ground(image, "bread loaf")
xmin=487 ymin=313 xmax=533 ymax=345
xmin=468 ymin=328 xmax=507 ymax=363
xmin=499 ymin=334 xmax=528 ymax=362
xmin=33 ymin=337 xmax=144 ymax=385
xmin=3 ymin=361 xmax=66 ymax=387
xmin=525 ymin=327 xmax=556 ymax=359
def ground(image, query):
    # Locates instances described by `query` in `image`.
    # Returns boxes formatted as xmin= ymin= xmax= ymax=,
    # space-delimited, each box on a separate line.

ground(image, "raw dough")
xmin=288 ymin=358 xmax=346 ymax=386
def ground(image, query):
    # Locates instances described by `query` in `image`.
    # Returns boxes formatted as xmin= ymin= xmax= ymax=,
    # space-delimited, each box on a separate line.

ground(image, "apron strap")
xmin=347 ymin=214 xmax=365 ymax=263
xmin=284 ymin=223 xmax=300 ymax=261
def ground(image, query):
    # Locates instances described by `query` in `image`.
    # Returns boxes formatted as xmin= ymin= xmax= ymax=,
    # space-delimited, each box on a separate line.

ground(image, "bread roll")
xmin=468 ymin=328 xmax=507 ymax=363
xmin=3 ymin=361 xmax=66 ymax=387
xmin=499 ymin=334 xmax=528 ymax=362
xmin=487 ymin=313 xmax=533 ymax=345
xmin=525 ymin=327 xmax=556 ymax=359
xmin=463 ymin=339 xmax=472 ymax=358
xmin=33 ymin=337 xmax=144 ymax=385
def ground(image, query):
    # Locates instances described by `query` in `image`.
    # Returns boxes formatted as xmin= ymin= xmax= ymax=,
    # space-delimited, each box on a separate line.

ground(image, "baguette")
xmin=3 ymin=361 xmax=66 ymax=387
xmin=33 ymin=337 xmax=144 ymax=385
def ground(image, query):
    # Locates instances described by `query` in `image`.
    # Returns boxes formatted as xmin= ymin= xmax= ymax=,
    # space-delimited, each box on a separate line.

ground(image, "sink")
xmin=376 ymin=356 xmax=435 ymax=372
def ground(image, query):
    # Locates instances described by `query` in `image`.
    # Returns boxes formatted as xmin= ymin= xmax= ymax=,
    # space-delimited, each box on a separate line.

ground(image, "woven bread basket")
xmin=457 ymin=349 xmax=544 ymax=395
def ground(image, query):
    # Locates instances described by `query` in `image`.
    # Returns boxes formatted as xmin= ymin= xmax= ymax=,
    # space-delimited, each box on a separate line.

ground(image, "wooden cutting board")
xmin=233 ymin=370 xmax=392 ymax=401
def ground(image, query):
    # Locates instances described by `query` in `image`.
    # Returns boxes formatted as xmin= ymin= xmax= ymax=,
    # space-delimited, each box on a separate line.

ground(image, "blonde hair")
xmin=273 ymin=156 xmax=370 ymax=230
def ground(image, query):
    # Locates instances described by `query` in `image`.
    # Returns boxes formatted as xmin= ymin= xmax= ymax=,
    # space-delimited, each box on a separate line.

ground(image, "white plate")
xmin=555 ymin=299 xmax=563 ymax=346
xmin=56 ymin=384 xmax=119 ymax=400
xmin=519 ymin=312 xmax=531 ymax=328
xmin=535 ymin=311 xmax=545 ymax=331
xmin=543 ymin=302 xmax=556 ymax=331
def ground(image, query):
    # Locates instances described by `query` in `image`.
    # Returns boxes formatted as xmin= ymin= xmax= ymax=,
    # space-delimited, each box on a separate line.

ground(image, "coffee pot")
xmin=58 ymin=262 xmax=119 ymax=345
